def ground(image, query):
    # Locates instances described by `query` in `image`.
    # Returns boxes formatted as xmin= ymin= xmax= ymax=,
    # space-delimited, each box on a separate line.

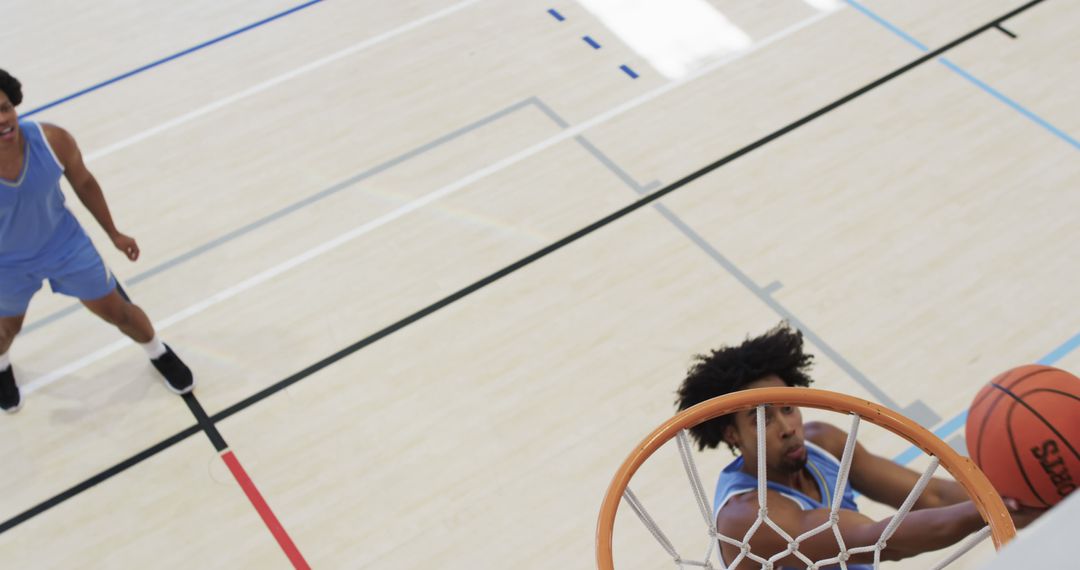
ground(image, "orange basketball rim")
xmin=596 ymin=387 xmax=1016 ymax=569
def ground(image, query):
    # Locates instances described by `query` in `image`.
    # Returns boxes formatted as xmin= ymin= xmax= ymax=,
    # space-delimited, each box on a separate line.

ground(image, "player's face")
xmin=0 ymin=91 xmax=17 ymax=145
xmin=725 ymin=376 xmax=808 ymax=476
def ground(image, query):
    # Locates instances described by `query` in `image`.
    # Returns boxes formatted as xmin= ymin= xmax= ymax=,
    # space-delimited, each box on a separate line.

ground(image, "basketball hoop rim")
xmin=596 ymin=387 xmax=1016 ymax=569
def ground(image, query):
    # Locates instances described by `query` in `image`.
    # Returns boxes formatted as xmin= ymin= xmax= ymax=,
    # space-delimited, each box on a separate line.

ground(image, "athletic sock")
xmin=140 ymin=335 xmax=168 ymax=359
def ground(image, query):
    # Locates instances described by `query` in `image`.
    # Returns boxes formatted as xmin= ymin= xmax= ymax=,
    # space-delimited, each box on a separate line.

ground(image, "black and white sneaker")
xmin=1 ymin=366 xmax=21 ymax=414
xmin=151 ymin=345 xmax=194 ymax=395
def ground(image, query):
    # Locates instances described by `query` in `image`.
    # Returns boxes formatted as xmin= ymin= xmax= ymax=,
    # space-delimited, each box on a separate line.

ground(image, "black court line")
xmin=0 ymin=0 xmax=1047 ymax=536
xmin=0 ymin=425 xmax=202 ymax=534
xmin=184 ymin=393 xmax=229 ymax=452
xmin=994 ymin=23 xmax=1019 ymax=38
xmin=214 ymin=0 xmax=1048 ymax=422
xmin=121 ymin=279 xmax=228 ymax=455
xmin=0 ymin=397 xmax=227 ymax=534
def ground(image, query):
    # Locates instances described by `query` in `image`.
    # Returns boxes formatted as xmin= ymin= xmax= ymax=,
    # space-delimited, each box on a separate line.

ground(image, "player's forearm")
xmin=877 ymin=501 xmax=983 ymax=559
xmin=72 ymin=175 xmax=120 ymax=237
xmin=931 ymin=478 xmax=971 ymax=506
xmin=914 ymin=478 xmax=970 ymax=509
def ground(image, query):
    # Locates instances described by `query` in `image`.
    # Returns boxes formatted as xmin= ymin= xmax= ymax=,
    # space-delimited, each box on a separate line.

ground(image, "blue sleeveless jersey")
xmin=714 ymin=442 xmax=871 ymax=570
xmin=0 ymin=120 xmax=85 ymax=266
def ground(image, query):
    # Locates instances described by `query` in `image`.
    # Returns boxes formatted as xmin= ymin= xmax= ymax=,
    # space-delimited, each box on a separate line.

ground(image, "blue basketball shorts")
xmin=0 ymin=236 xmax=117 ymax=317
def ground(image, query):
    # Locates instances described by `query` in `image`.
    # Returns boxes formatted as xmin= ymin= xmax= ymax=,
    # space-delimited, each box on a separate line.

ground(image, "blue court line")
xmin=23 ymin=0 xmax=326 ymax=118
xmin=894 ymin=329 xmax=1080 ymax=465
xmin=583 ymin=35 xmax=601 ymax=49
xmin=548 ymin=8 xmax=565 ymax=21
xmin=845 ymin=0 xmax=1080 ymax=151
xmin=1039 ymin=329 xmax=1080 ymax=365
xmin=620 ymin=65 xmax=639 ymax=79
xmin=845 ymin=0 xmax=929 ymax=51
xmin=935 ymin=58 xmax=1080 ymax=150
xmin=850 ymin=0 xmax=1080 ymax=465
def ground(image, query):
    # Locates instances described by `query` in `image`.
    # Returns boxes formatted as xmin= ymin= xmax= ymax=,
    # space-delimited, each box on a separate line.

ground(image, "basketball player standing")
xmin=0 ymin=69 xmax=193 ymax=414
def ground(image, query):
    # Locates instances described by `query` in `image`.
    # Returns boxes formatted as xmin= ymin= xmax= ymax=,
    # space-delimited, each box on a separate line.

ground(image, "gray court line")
xmin=647 ymin=207 xmax=937 ymax=420
xmin=648 ymin=200 xmax=903 ymax=411
xmin=573 ymin=135 xmax=662 ymax=193
xmin=24 ymin=88 xmax=924 ymax=417
xmin=529 ymin=98 xmax=571 ymax=129
xmin=24 ymin=95 xmax=661 ymax=336
xmin=531 ymin=98 xmax=663 ymax=193
xmin=533 ymin=103 xmax=923 ymax=420
xmin=762 ymin=280 xmax=784 ymax=295
xmin=532 ymin=100 xmax=907 ymax=412
xmin=21 ymin=97 xmax=545 ymax=335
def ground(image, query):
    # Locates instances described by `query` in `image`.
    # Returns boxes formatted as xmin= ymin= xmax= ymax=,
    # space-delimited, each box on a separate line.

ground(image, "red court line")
xmin=221 ymin=450 xmax=311 ymax=569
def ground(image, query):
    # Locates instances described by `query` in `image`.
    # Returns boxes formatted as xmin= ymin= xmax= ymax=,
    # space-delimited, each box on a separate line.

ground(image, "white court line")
xmin=84 ymin=0 xmax=485 ymax=162
xmin=25 ymin=9 xmax=839 ymax=395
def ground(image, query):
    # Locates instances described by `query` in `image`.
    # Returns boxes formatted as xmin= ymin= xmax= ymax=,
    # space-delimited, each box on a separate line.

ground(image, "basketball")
xmin=966 ymin=364 xmax=1080 ymax=508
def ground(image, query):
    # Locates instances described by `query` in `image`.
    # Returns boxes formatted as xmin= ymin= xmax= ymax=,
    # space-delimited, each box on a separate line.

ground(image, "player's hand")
xmin=111 ymin=232 xmax=140 ymax=261
xmin=1003 ymin=497 xmax=1045 ymax=530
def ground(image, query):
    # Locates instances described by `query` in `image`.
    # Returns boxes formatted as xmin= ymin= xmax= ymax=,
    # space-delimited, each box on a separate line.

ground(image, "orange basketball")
xmin=966 ymin=364 xmax=1080 ymax=508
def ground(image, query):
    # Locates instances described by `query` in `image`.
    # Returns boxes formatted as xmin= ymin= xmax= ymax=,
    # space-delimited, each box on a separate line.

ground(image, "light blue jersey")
xmin=0 ymin=120 xmax=83 ymax=265
xmin=0 ymin=120 xmax=114 ymax=316
xmin=713 ymin=442 xmax=871 ymax=570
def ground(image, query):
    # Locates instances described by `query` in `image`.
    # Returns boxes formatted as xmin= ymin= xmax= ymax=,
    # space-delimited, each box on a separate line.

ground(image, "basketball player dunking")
xmin=0 ymin=69 xmax=193 ymax=414
xmin=676 ymin=324 xmax=1043 ymax=568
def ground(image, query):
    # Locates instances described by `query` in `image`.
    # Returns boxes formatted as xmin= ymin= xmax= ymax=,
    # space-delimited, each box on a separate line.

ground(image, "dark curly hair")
xmin=675 ymin=323 xmax=814 ymax=453
xmin=0 ymin=69 xmax=23 ymax=107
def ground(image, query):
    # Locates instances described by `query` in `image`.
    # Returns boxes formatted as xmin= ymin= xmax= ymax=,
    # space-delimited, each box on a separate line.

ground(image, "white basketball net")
xmin=622 ymin=407 xmax=993 ymax=569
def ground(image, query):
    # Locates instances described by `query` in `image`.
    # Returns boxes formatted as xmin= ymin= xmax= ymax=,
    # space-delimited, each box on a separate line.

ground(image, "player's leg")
xmin=79 ymin=287 xmax=195 ymax=395
xmin=0 ymin=313 xmax=24 ymax=356
xmin=81 ymin=287 xmax=153 ymax=342
xmin=0 ymin=314 xmax=26 ymax=413
xmin=50 ymin=240 xmax=194 ymax=395
xmin=0 ymin=269 xmax=39 ymax=414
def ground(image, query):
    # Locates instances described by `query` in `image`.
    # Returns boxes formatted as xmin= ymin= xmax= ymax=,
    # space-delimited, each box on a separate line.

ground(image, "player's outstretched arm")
xmin=805 ymin=421 xmax=969 ymax=509
xmin=717 ymin=490 xmax=985 ymax=567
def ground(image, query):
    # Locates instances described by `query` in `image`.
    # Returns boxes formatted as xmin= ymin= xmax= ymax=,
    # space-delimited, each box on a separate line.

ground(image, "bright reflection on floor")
xmin=575 ymin=0 xmax=752 ymax=79
xmin=802 ymin=0 xmax=843 ymax=12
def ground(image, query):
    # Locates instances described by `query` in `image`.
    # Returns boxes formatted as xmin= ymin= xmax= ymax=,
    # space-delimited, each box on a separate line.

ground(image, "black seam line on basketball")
xmin=994 ymin=384 xmax=1080 ymax=461
xmin=1027 ymin=388 xmax=1080 ymax=460
xmin=971 ymin=373 xmax=1018 ymax=466
xmin=209 ymin=0 xmax=1049 ymax=425
xmin=182 ymin=392 xmax=229 ymax=452
xmin=0 ymin=0 xmax=1049 ymax=538
xmin=1003 ymin=396 xmax=1052 ymax=507
xmin=974 ymin=369 xmax=1052 ymax=465
xmin=0 ymin=424 xmax=202 ymax=535
xmin=972 ymin=367 xmax=1041 ymax=408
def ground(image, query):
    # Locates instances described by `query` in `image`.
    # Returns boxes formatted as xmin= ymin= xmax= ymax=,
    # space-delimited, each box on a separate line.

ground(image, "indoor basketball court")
xmin=1 ymin=0 xmax=1077 ymax=568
